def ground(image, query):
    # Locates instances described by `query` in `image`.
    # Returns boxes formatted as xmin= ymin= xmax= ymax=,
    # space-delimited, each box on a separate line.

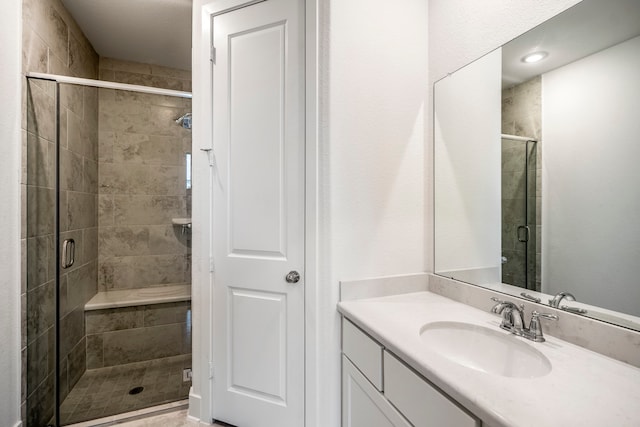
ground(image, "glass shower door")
xmin=25 ymin=77 xmax=58 ymax=427
xmin=25 ymin=78 xmax=100 ymax=427
xmin=501 ymin=137 xmax=537 ymax=290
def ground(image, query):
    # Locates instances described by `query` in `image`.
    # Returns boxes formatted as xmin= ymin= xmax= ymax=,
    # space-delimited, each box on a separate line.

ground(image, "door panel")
xmin=210 ymin=0 xmax=304 ymax=425
xmin=228 ymin=22 xmax=287 ymax=258
xmin=229 ymin=288 xmax=287 ymax=403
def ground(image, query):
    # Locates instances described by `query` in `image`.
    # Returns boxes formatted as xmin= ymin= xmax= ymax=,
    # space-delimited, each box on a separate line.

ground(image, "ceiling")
xmin=502 ymin=0 xmax=640 ymax=88
xmin=62 ymin=0 xmax=192 ymax=71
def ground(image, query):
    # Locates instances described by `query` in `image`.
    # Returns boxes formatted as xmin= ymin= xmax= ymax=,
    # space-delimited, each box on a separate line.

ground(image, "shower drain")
xmin=128 ymin=386 xmax=144 ymax=395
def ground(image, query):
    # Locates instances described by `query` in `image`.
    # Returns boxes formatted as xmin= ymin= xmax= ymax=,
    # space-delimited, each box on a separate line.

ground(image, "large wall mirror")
xmin=434 ymin=0 xmax=640 ymax=331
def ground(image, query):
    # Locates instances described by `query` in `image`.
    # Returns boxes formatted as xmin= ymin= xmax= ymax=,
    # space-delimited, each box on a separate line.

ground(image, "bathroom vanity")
xmin=338 ymin=290 xmax=640 ymax=427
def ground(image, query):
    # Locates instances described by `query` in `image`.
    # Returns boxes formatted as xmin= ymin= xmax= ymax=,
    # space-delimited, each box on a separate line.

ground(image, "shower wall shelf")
xmin=501 ymin=133 xmax=538 ymax=142
xmin=172 ymin=218 xmax=192 ymax=234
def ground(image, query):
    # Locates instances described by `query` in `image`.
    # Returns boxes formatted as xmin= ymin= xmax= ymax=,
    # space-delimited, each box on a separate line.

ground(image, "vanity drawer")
xmin=383 ymin=351 xmax=479 ymax=427
xmin=342 ymin=355 xmax=411 ymax=427
xmin=343 ymin=319 xmax=384 ymax=391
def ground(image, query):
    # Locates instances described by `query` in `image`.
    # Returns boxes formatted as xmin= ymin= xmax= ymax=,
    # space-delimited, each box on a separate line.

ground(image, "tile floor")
xmin=60 ymin=354 xmax=192 ymax=425
xmin=116 ymin=408 xmax=227 ymax=427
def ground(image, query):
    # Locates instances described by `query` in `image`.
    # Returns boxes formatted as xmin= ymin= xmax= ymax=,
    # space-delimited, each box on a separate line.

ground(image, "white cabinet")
xmin=342 ymin=318 xmax=482 ymax=427
xmin=342 ymin=356 xmax=411 ymax=427
xmin=342 ymin=319 xmax=384 ymax=390
xmin=384 ymin=351 xmax=480 ymax=427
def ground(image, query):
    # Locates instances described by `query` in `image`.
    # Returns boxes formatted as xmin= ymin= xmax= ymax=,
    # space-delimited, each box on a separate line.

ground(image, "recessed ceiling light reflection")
xmin=522 ymin=51 xmax=548 ymax=63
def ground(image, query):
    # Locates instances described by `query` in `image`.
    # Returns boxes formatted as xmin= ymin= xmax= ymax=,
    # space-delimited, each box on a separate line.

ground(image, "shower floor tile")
xmin=60 ymin=354 xmax=192 ymax=425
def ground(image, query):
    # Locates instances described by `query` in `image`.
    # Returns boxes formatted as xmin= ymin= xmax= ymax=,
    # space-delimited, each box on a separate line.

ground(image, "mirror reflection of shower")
xmin=501 ymin=134 xmax=538 ymax=291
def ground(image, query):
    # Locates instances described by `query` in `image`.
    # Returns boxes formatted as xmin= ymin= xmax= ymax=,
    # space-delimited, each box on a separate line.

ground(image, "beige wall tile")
xmin=26 ymin=369 xmax=54 ymax=426
xmin=26 ymin=132 xmax=55 ymax=188
xmin=83 ymin=227 xmax=99 ymax=262
xmin=26 ymin=280 xmax=55 ymax=340
xmin=67 ymin=192 xmax=97 ymax=230
xmin=150 ymin=63 xmax=191 ymax=80
xmin=111 ymin=133 xmax=183 ymax=165
xmin=112 ymin=195 xmax=186 ymax=226
xmin=111 ymin=70 xmax=186 ymax=92
xmin=98 ymin=195 xmax=114 ymax=226
xmin=100 ymin=57 xmax=152 ymax=75
xmin=22 ymin=27 xmax=48 ymax=74
xmin=101 ymin=323 xmax=184 ymax=366
xmin=47 ymin=50 xmax=67 ymax=75
xmin=59 ymin=189 xmax=68 ymax=232
xmin=60 ymin=147 xmax=84 ymax=192
xmin=100 ymin=163 xmax=184 ymax=195
xmin=25 ymin=327 xmax=51 ymax=395
xmin=84 ymin=86 xmax=99 ymax=129
xmin=86 ymin=335 xmax=103 ymax=369
xmin=102 ymin=254 xmax=188 ymax=290
xmin=98 ymin=130 xmax=115 ymax=163
xmin=59 ymin=274 xmax=70 ymax=316
xmin=67 ymin=337 xmax=86 ymax=390
xmin=143 ymin=302 xmax=190 ymax=327
xmin=86 ymin=307 xmax=144 ymax=334
xmin=60 ymin=84 xmax=83 ymax=117
xmin=26 ymin=186 xmax=54 ymax=237
xmin=84 ymin=158 xmax=99 ymax=193
xmin=114 ymin=89 xmax=192 ymax=109
xmin=99 ymin=225 xmax=188 ymax=258
xmin=98 ymin=69 xmax=115 ymax=81
xmin=59 ymin=307 xmax=84 ymax=358
xmin=66 ymin=261 xmax=97 ymax=310
xmin=68 ymin=31 xmax=98 ymax=79
xmin=100 ymin=101 xmax=190 ymax=138
xmin=26 ymin=81 xmax=56 ymax=142
xmin=23 ymin=0 xmax=69 ymax=67
xmin=26 ymin=235 xmax=52 ymax=290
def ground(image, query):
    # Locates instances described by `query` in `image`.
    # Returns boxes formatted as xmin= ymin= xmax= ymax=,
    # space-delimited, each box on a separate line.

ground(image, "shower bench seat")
xmin=85 ymin=284 xmax=191 ymax=311
xmin=83 ymin=284 xmax=192 ymax=370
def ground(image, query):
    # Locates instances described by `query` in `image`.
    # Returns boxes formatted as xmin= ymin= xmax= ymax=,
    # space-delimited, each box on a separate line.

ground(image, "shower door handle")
xmin=61 ymin=238 xmax=75 ymax=269
xmin=517 ymin=225 xmax=530 ymax=243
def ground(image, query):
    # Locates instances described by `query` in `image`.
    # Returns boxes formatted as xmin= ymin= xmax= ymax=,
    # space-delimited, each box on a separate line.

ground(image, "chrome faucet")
xmin=491 ymin=298 xmax=525 ymax=334
xmin=549 ymin=291 xmax=575 ymax=308
xmin=527 ymin=311 xmax=559 ymax=342
xmin=490 ymin=298 xmax=558 ymax=342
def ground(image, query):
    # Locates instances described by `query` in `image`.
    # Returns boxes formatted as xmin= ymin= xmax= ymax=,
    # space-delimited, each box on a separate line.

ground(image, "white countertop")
xmin=338 ymin=291 xmax=640 ymax=427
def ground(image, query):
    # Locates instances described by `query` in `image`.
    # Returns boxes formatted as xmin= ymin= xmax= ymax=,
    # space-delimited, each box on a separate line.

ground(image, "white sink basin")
xmin=419 ymin=321 xmax=551 ymax=378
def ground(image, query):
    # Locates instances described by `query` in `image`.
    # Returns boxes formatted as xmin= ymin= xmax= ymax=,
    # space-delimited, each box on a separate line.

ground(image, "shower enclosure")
xmin=25 ymin=70 xmax=193 ymax=426
xmin=501 ymin=134 xmax=537 ymax=291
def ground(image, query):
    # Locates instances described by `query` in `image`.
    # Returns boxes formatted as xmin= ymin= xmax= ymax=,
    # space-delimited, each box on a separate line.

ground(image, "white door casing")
xmin=210 ymin=0 xmax=305 ymax=425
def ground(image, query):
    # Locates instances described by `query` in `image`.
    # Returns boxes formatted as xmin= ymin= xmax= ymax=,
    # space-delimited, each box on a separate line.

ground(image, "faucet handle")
xmin=534 ymin=312 xmax=559 ymax=321
xmin=527 ymin=311 xmax=558 ymax=342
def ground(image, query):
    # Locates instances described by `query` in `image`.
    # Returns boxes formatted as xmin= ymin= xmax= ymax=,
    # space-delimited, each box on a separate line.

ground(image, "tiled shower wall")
xmin=97 ymin=58 xmax=192 ymax=292
xmin=501 ymin=76 xmax=542 ymax=291
xmin=22 ymin=0 xmax=99 ymax=425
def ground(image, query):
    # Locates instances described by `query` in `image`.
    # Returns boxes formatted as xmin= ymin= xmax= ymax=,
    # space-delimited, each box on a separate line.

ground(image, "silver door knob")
xmin=285 ymin=271 xmax=300 ymax=284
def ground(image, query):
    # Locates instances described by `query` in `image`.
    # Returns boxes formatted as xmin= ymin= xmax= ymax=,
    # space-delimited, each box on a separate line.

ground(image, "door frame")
xmin=190 ymin=0 xmax=319 ymax=425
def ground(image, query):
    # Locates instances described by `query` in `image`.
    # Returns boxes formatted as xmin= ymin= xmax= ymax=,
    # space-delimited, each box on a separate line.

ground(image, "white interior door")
xmin=210 ymin=0 xmax=305 ymax=425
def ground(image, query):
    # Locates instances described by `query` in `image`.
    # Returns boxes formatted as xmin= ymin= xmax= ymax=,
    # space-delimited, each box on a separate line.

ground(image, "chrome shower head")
xmin=175 ymin=112 xmax=192 ymax=129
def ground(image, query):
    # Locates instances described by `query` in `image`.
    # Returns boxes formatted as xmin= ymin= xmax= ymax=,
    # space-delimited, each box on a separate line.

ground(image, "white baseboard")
xmin=188 ymin=388 xmax=203 ymax=422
